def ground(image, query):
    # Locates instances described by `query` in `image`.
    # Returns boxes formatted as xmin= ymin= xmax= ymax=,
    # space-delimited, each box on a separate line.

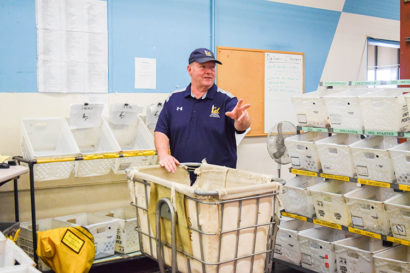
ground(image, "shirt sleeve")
xmin=154 ymin=100 xmax=170 ymax=137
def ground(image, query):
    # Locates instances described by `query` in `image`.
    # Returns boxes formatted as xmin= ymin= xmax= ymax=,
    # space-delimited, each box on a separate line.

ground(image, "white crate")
xmin=55 ymin=213 xmax=120 ymax=259
xmin=0 ymin=239 xmax=35 ymax=268
xmin=0 ymin=233 xmax=4 ymax=241
xmin=316 ymin=134 xmax=361 ymax=177
xmin=385 ymin=193 xmax=410 ymax=241
xmin=70 ymin=120 xmax=121 ymax=177
xmin=0 ymin=266 xmax=41 ymax=273
xmin=95 ymin=207 xmax=139 ymax=254
xmin=359 ymin=88 xmax=410 ymax=132
xmin=350 ymin=136 xmax=397 ymax=182
xmin=282 ymin=176 xmax=324 ymax=218
xmin=389 ymin=141 xmax=410 ymax=185
xmin=374 ymin=245 xmax=410 ymax=273
xmin=298 ymin=227 xmax=352 ymax=273
xmin=334 ymin=236 xmax=389 ymax=273
xmin=21 ymin=118 xmax=80 ymax=181
xmin=285 ymin=132 xmax=329 ymax=172
xmin=274 ymin=219 xmax=315 ymax=265
xmin=291 ymin=90 xmax=330 ymax=127
xmin=323 ymin=88 xmax=375 ymax=130
xmin=345 ymin=187 xmax=399 ymax=235
xmin=308 ymin=180 xmax=359 ymax=226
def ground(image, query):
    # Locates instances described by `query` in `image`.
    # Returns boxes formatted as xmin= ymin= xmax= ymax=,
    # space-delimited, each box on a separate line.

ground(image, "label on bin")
xmin=386 ymin=236 xmax=410 ymax=246
xmin=357 ymin=178 xmax=391 ymax=188
xmin=291 ymin=169 xmax=318 ymax=177
xmin=313 ymin=219 xmax=342 ymax=230
xmin=364 ymin=130 xmax=398 ymax=137
xmin=352 ymin=81 xmax=378 ymax=86
xmin=301 ymin=127 xmax=328 ymax=133
xmin=398 ymin=184 xmax=410 ymax=191
xmin=348 ymin=227 xmax=381 ymax=239
xmin=62 ymin=229 xmax=85 ymax=254
xmin=281 ymin=212 xmax=307 ymax=222
xmin=320 ymin=173 xmax=350 ymax=182
xmin=333 ymin=128 xmax=363 ymax=135
xmin=404 ymin=132 xmax=410 ymax=138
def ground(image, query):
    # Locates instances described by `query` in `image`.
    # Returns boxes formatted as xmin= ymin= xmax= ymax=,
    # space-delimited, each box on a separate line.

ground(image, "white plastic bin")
xmin=95 ymin=207 xmax=139 ymax=254
xmin=108 ymin=116 xmax=157 ymax=174
xmin=0 ymin=266 xmax=41 ymax=273
xmin=274 ymin=219 xmax=315 ymax=265
xmin=0 ymin=239 xmax=35 ymax=268
xmin=323 ymin=88 xmax=375 ymax=130
xmin=298 ymin=227 xmax=352 ymax=273
xmin=282 ymin=176 xmax=324 ymax=217
xmin=55 ymin=213 xmax=120 ymax=259
xmin=21 ymin=118 xmax=80 ymax=181
xmin=359 ymin=88 xmax=410 ymax=132
xmin=350 ymin=136 xmax=397 ymax=182
xmin=308 ymin=180 xmax=359 ymax=226
xmin=345 ymin=187 xmax=399 ymax=234
xmin=70 ymin=120 xmax=121 ymax=177
xmin=385 ymin=193 xmax=410 ymax=241
xmin=285 ymin=132 xmax=328 ymax=172
xmin=374 ymin=245 xmax=409 ymax=273
xmin=316 ymin=134 xmax=361 ymax=177
xmin=389 ymin=141 xmax=410 ymax=185
xmin=334 ymin=236 xmax=389 ymax=273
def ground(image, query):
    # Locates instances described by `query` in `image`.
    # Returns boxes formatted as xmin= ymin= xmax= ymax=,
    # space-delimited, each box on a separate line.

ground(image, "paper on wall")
xmin=135 ymin=58 xmax=156 ymax=89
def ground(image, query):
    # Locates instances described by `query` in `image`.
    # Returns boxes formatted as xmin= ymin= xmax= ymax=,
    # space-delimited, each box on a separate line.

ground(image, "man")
xmin=154 ymin=48 xmax=251 ymax=173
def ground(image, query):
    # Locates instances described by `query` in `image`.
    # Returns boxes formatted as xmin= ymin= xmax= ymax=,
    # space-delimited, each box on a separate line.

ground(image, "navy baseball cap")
xmin=189 ymin=48 xmax=222 ymax=65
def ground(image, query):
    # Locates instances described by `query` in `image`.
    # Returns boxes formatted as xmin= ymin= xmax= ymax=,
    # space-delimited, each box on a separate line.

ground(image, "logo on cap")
xmin=204 ymin=50 xmax=212 ymax=57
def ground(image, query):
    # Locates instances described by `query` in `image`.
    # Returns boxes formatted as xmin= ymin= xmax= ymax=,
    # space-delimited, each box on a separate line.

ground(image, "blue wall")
xmin=0 ymin=0 xmax=400 ymax=93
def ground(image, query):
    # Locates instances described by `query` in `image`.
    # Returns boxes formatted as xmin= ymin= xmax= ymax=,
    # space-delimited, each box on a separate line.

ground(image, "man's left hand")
xmin=226 ymin=99 xmax=251 ymax=131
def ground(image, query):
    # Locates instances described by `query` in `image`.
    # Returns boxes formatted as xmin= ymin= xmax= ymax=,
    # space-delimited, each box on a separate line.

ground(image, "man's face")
xmin=188 ymin=61 xmax=216 ymax=90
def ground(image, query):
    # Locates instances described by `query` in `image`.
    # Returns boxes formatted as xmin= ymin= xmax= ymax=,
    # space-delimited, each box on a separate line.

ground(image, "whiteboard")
xmin=264 ymin=52 xmax=304 ymax=132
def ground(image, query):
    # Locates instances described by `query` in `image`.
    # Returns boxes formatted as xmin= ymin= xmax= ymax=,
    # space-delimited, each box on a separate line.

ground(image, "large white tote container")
xmin=291 ymin=90 xmax=330 ymax=127
xmin=308 ymin=180 xmax=359 ymax=226
xmin=359 ymin=88 xmax=410 ymax=132
xmin=282 ymin=176 xmax=324 ymax=218
xmin=0 ymin=239 xmax=35 ymax=268
xmin=316 ymin=134 xmax=361 ymax=177
xmin=285 ymin=132 xmax=329 ymax=172
xmin=385 ymin=193 xmax=410 ymax=241
xmin=350 ymin=136 xmax=397 ymax=182
xmin=345 ymin=187 xmax=399 ymax=235
xmin=298 ymin=227 xmax=351 ymax=273
xmin=21 ymin=118 xmax=80 ymax=181
xmin=389 ymin=141 xmax=410 ymax=185
xmin=334 ymin=236 xmax=389 ymax=273
xmin=274 ymin=219 xmax=315 ymax=265
xmin=373 ymin=245 xmax=410 ymax=273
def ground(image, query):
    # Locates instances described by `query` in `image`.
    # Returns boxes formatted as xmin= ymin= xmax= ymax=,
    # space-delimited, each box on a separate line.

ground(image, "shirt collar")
xmin=184 ymin=83 xmax=217 ymax=100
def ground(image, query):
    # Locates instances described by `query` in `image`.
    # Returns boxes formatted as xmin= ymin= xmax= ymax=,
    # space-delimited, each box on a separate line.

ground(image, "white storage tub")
xmin=389 ymin=141 xmax=410 ymax=185
xmin=282 ymin=176 xmax=324 ymax=218
xmin=316 ymin=134 xmax=361 ymax=177
xmin=274 ymin=219 xmax=315 ymax=265
xmin=285 ymin=132 xmax=329 ymax=172
xmin=0 ymin=266 xmax=41 ymax=273
xmin=128 ymin=162 xmax=283 ymax=273
xmin=95 ymin=207 xmax=139 ymax=254
xmin=323 ymin=88 xmax=375 ymax=130
xmin=345 ymin=187 xmax=399 ymax=234
xmin=55 ymin=213 xmax=120 ymax=259
xmin=70 ymin=120 xmax=121 ymax=177
xmin=0 ymin=239 xmax=35 ymax=268
xmin=298 ymin=227 xmax=352 ymax=273
xmin=374 ymin=245 xmax=409 ymax=273
xmin=359 ymin=88 xmax=410 ymax=132
xmin=291 ymin=90 xmax=330 ymax=127
xmin=308 ymin=180 xmax=359 ymax=226
xmin=334 ymin=236 xmax=389 ymax=273
xmin=21 ymin=118 xmax=80 ymax=181
xmin=350 ymin=136 xmax=397 ymax=182
xmin=385 ymin=193 xmax=410 ymax=241
xmin=108 ymin=116 xmax=157 ymax=174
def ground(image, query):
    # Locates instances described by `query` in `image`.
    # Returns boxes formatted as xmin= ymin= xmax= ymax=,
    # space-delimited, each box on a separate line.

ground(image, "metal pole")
xmin=13 ymin=178 xmax=19 ymax=222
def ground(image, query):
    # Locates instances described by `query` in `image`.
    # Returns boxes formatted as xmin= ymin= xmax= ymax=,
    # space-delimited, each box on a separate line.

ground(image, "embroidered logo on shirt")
xmin=176 ymin=107 xmax=183 ymax=111
xmin=209 ymin=105 xmax=220 ymax=118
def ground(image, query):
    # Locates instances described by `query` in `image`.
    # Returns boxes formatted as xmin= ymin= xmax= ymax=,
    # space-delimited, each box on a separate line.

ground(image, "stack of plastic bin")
xmin=0 ymin=238 xmax=36 ymax=270
xmin=373 ymin=245 xmax=409 ymax=273
xmin=308 ymin=180 xmax=359 ymax=226
xmin=21 ymin=118 xmax=80 ymax=181
xmin=108 ymin=116 xmax=156 ymax=174
xmin=389 ymin=140 xmax=410 ymax=185
xmin=345 ymin=187 xmax=399 ymax=234
xmin=315 ymin=134 xmax=361 ymax=177
xmin=291 ymin=90 xmax=331 ymax=127
xmin=385 ymin=193 xmax=410 ymax=241
xmin=334 ymin=236 xmax=389 ymax=273
xmin=274 ymin=219 xmax=315 ymax=265
xmin=359 ymin=88 xmax=410 ymax=132
xmin=282 ymin=176 xmax=323 ymax=217
xmin=285 ymin=132 xmax=328 ymax=172
xmin=350 ymin=136 xmax=397 ymax=182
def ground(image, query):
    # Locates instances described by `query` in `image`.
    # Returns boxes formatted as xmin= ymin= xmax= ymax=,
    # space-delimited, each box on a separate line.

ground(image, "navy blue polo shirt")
xmin=155 ymin=83 xmax=241 ymax=168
